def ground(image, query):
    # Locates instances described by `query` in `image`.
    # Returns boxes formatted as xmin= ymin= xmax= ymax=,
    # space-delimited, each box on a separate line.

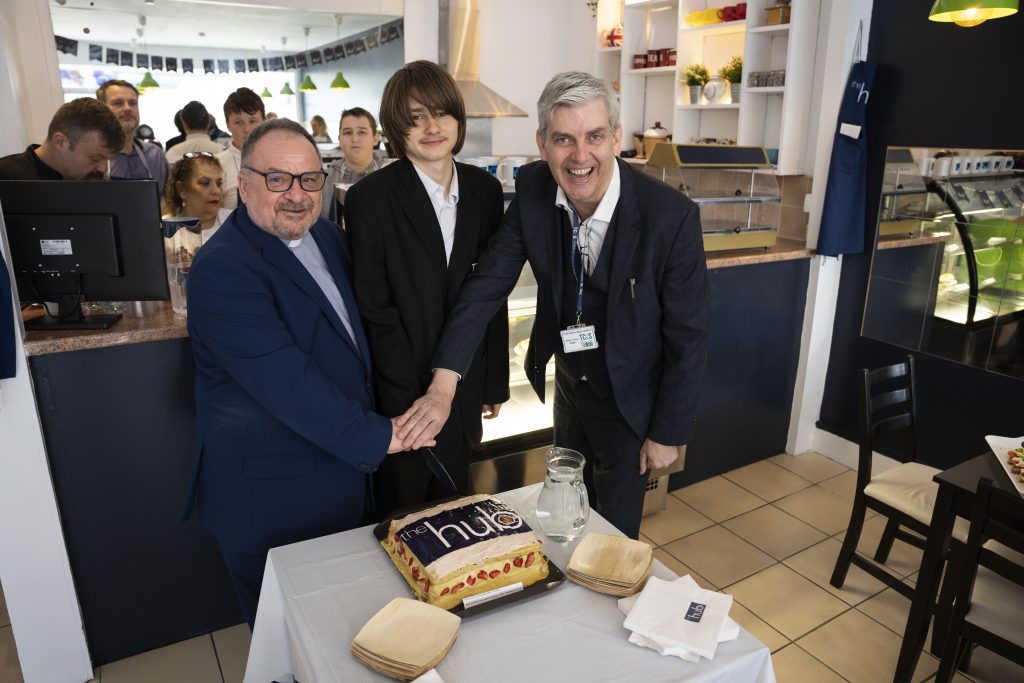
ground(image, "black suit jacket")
xmin=345 ymin=158 xmax=509 ymax=444
xmin=433 ymin=159 xmax=709 ymax=445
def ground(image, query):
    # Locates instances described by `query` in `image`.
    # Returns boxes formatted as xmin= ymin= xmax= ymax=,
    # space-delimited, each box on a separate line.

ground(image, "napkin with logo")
xmin=621 ymin=575 xmax=734 ymax=661
xmin=617 ymin=575 xmax=739 ymax=662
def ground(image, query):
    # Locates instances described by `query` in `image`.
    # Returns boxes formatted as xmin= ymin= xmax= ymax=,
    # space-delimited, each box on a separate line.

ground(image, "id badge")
xmin=560 ymin=324 xmax=598 ymax=354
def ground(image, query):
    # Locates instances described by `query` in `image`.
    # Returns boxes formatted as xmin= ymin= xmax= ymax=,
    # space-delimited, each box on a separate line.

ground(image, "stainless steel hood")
xmin=439 ymin=0 xmax=527 ymax=118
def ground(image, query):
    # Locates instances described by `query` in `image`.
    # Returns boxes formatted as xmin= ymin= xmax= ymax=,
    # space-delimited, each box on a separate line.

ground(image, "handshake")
xmin=387 ymin=369 xmax=501 ymax=454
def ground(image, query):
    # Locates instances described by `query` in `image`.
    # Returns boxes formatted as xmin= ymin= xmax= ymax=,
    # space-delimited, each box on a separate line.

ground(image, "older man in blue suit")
xmin=185 ymin=118 xmax=416 ymax=628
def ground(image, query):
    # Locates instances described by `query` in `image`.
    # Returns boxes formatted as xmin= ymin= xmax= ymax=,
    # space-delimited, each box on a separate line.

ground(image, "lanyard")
xmin=132 ymin=140 xmax=154 ymax=180
xmin=568 ymin=208 xmax=586 ymax=325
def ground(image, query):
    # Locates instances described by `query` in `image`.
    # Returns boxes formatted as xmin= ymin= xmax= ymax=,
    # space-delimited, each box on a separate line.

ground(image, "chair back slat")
xmin=870 ymin=411 xmax=913 ymax=436
xmin=870 ymin=386 xmax=911 ymax=415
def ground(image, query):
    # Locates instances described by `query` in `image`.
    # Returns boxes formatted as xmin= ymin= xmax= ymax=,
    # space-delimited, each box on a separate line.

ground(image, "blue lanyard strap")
xmin=568 ymin=209 xmax=585 ymax=325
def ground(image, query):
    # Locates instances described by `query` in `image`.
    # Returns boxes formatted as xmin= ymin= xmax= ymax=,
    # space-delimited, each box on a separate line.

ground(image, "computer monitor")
xmin=0 ymin=180 xmax=169 ymax=330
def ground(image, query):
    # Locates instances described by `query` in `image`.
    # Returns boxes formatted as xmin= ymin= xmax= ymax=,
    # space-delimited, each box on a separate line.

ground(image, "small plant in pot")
xmin=720 ymin=56 xmax=743 ymax=103
xmin=682 ymin=63 xmax=710 ymax=105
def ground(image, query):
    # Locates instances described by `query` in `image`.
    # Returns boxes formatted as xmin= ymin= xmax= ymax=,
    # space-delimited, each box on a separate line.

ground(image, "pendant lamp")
xmin=260 ymin=87 xmax=273 ymax=98
xmin=138 ymin=71 xmax=160 ymax=91
xmin=299 ymin=75 xmax=318 ymax=92
xmin=330 ymin=70 xmax=351 ymax=90
xmin=280 ymin=82 xmax=295 ymax=96
xmin=929 ymin=0 xmax=1018 ymax=27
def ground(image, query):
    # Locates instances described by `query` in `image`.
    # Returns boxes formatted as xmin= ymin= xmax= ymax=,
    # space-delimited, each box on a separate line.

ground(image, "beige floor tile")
xmin=729 ymin=602 xmax=790 ymax=653
xmin=722 ymin=460 xmax=813 ymax=502
xmin=774 ymin=485 xmax=859 ymax=536
xmin=836 ymin=514 xmax=924 ymax=579
xmin=652 ymin=548 xmax=717 ymax=590
xmin=857 ymin=587 xmax=912 ymax=635
xmin=783 ymin=537 xmax=887 ymax=606
xmin=770 ymin=451 xmax=849 ymax=484
xmin=771 ymin=644 xmax=847 ymax=683
xmin=1 ymin=626 xmax=24 ymax=683
xmin=959 ymin=644 xmax=1024 ymax=682
xmin=98 ymin=634 xmax=222 ymax=683
xmin=798 ymin=609 xmax=939 ymax=683
xmin=672 ymin=476 xmax=769 ymax=523
xmin=639 ymin=532 xmax=656 ymax=546
xmin=661 ymin=526 xmax=776 ymax=588
xmin=0 ymin=583 xmax=9 ymax=629
xmin=639 ymin=495 xmax=715 ymax=546
xmin=723 ymin=505 xmax=827 ymax=560
xmin=212 ymin=623 xmax=251 ymax=683
xmin=819 ymin=470 xmax=859 ymax=503
xmin=728 ymin=564 xmax=850 ymax=640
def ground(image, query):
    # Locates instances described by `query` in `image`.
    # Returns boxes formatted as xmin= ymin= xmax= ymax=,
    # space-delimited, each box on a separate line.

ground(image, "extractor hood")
xmin=440 ymin=0 xmax=527 ymax=118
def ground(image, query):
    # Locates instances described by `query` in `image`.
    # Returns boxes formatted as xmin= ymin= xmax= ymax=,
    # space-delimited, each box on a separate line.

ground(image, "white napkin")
xmin=621 ymin=575 xmax=733 ymax=661
xmin=618 ymin=575 xmax=739 ymax=662
xmin=411 ymin=669 xmax=446 ymax=683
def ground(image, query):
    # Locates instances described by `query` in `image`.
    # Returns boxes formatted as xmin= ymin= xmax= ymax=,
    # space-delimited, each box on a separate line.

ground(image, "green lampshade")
xmin=299 ymin=75 xmax=317 ymax=92
xmin=137 ymin=71 xmax=160 ymax=91
xmin=929 ymin=0 xmax=1018 ymax=26
xmin=280 ymin=82 xmax=295 ymax=96
xmin=330 ymin=70 xmax=351 ymax=90
xmin=260 ymin=87 xmax=273 ymax=98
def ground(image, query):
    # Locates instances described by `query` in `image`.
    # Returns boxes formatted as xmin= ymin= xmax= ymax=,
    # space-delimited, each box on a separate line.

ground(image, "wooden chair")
xmin=830 ymin=355 xmax=966 ymax=596
xmin=935 ymin=477 xmax=1024 ymax=682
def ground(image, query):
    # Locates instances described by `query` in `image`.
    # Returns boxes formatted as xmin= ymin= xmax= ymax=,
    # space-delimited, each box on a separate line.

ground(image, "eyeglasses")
xmin=243 ymin=166 xmax=328 ymax=192
xmin=182 ymin=151 xmax=216 ymax=159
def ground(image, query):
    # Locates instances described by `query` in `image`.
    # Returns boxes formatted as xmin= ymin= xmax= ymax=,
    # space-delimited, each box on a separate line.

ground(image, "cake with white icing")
xmin=381 ymin=494 xmax=549 ymax=610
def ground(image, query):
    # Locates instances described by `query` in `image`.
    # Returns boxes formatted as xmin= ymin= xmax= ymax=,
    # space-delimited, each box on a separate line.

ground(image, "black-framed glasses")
xmin=243 ymin=166 xmax=328 ymax=192
xmin=182 ymin=151 xmax=216 ymax=159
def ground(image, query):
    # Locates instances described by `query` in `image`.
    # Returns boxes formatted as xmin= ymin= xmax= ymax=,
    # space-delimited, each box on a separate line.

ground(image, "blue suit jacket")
xmin=185 ymin=204 xmax=392 ymax=553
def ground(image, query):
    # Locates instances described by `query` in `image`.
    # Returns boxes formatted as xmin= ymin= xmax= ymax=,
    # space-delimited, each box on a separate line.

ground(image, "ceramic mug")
xmin=497 ymin=156 xmax=527 ymax=185
xmin=737 ymin=3 xmax=747 ymax=19
xmin=478 ymin=156 xmax=499 ymax=175
xmin=719 ymin=6 xmax=738 ymax=21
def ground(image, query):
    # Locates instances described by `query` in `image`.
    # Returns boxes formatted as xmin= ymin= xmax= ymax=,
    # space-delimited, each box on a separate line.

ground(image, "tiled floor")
xmin=3 ymin=451 xmax=1023 ymax=682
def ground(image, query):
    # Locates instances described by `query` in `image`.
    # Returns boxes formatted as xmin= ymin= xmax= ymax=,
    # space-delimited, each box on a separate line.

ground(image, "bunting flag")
xmin=249 ymin=58 xmax=261 ymax=72
xmin=218 ymin=59 xmax=230 ymax=74
xmin=182 ymin=58 xmax=194 ymax=73
xmin=234 ymin=58 xmax=247 ymax=73
xmin=151 ymin=56 xmax=164 ymax=70
xmin=137 ymin=53 xmax=149 ymax=69
xmin=105 ymin=47 xmax=119 ymax=65
xmin=89 ymin=44 xmax=103 ymax=61
xmin=202 ymin=59 xmax=215 ymax=74
xmin=284 ymin=55 xmax=296 ymax=70
xmin=310 ymin=50 xmax=322 ymax=65
xmin=166 ymin=57 xmax=178 ymax=71
xmin=55 ymin=35 xmax=78 ymax=55
xmin=119 ymin=50 xmax=133 ymax=66
xmin=295 ymin=53 xmax=308 ymax=68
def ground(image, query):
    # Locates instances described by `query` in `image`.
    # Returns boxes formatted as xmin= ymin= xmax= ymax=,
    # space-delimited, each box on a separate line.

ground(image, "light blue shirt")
xmin=282 ymin=235 xmax=358 ymax=351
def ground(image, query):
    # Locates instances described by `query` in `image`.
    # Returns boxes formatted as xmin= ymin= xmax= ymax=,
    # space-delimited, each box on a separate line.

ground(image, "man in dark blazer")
xmin=346 ymin=60 xmax=509 ymax=518
xmin=399 ymin=72 xmax=710 ymax=539
xmin=185 ymin=118 xmax=411 ymax=628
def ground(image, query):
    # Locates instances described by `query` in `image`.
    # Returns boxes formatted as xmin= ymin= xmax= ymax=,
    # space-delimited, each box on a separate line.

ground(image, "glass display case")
xmin=643 ymin=143 xmax=781 ymax=252
xmin=863 ymin=146 xmax=1024 ymax=379
xmin=480 ymin=263 xmax=556 ymax=444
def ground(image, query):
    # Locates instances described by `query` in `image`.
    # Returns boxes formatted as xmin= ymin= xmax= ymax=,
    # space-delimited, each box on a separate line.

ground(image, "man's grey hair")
xmin=537 ymin=71 xmax=620 ymax=141
xmin=240 ymin=117 xmax=321 ymax=168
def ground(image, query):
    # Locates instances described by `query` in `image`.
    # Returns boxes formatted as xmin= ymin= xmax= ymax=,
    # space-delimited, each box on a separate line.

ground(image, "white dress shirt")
xmin=412 ymin=162 xmax=459 ymax=264
xmin=554 ymin=161 xmax=621 ymax=274
xmin=216 ymin=144 xmax=242 ymax=210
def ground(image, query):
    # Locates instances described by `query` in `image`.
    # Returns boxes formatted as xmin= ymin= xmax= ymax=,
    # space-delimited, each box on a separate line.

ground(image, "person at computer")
xmin=216 ymin=88 xmax=265 ymax=211
xmin=345 ymin=61 xmax=509 ymax=517
xmin=162 ymin=153 xmax=230 ymax=242
xmin=166 ymin=101 xmax=225 ymax=164
xmin=184 ymin=118 xmax=422 ymax=628
xmin=319 ymin=107 xmax=388 ymax=222
xmin=97 ymin=79 xmax=169 ymax=190
xmin=0 ymin=97 xmax=124 ymax=181
xmin=396 ymin=71 xmax=710 ymax=540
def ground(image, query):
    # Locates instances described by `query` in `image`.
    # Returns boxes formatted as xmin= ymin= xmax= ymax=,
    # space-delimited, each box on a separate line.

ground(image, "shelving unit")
xmin=595 ymin=0 xmax=820 ymax=176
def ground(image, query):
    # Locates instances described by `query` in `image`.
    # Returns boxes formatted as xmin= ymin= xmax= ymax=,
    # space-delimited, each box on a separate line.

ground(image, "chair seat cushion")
xmin=865 ymin=463 xmax=970 ymax=541
xmin=967 ymin=563 xmax=1024 ymax=643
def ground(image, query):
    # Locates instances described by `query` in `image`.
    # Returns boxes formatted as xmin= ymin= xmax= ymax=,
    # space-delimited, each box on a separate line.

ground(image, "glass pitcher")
xmin=161 ymin=217 xmax=202 ymax=316
xmin=535 ymin=447 xmax=590 ymax=542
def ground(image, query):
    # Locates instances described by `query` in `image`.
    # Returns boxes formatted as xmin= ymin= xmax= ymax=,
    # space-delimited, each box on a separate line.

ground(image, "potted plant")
xmin=682 ymin=63 xmax=710 ymax=105
xmin=720 ymin=56 xmax=743 ymax=103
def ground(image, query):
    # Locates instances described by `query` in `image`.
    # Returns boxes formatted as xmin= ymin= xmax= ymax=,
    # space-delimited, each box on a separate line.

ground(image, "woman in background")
xmin=162 ymin=152 xmax=231 ymax=242
xmin=310 ymin=115 xmax=332 ymax=143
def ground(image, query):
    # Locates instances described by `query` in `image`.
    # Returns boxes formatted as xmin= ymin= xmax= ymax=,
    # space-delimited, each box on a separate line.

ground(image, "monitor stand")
xmin=24 ymin=297 xmax=121 ymax=331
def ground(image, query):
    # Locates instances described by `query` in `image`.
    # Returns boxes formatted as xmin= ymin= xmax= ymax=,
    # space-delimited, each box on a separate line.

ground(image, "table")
xmin=244 ymin=485 xmax=777 ymax=683
xmin=892 ymin=452 xmax=1017 ymax=683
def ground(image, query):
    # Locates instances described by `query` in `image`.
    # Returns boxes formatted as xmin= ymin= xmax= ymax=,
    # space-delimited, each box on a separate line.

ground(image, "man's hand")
xmin=482 ymin=403 xmax=502 ymax=419
xmin=388 ymin=417 xmax=434 ymax=454
xmin=639 ymin=438 xmax=679 ymax=475
xmin=396 ymin=369 xmax=458 ymax=449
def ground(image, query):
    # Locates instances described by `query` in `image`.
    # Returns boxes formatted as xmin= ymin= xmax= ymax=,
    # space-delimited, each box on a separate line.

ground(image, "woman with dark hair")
xmin=162 ymin=152 xmax=231 ymax=242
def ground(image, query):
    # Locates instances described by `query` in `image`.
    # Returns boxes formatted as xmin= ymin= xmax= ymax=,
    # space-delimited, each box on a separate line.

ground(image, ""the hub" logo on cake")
xmin=398 ymin=500 xmax=527 ymax=564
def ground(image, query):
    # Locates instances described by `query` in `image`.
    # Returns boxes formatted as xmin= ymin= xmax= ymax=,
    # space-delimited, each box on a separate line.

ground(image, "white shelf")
xmin=626 ymin=66 xmax=678 ymax=76
xmin=678 ymin=19 xmax=746 ymax=36
xmin=676 ymin=103 xmax=740 ymax=110
xmin=598 ymin=46 xmax=623 ymax=53
xmin=748 ymin=23 xmax=791 ymax=36
xmin=746 ymin=86 xmax=786 ymax=94
xmin=625 ymin=0 xmax=678 ymax=9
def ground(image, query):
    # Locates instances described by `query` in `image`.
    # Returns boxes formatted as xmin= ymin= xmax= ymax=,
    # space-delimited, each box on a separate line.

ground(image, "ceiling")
xmin=48 ymin=0 xmax=402 ymax=52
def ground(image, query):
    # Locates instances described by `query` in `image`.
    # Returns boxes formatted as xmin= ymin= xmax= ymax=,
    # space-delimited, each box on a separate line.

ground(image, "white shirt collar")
xmin=554 ymin=159 xmax=620 ymax=224
xmin=281 ymin=237 xmax=303 ymax=248
xmin=412 ymin=161 xmax=459 ymax=207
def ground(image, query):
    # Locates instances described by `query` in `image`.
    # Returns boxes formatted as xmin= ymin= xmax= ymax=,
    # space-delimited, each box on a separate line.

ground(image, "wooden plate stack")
xmin=566 ymin=533 xmax=653 ymax=597
xmin=351 ymin=598 xmax=461 ymax=681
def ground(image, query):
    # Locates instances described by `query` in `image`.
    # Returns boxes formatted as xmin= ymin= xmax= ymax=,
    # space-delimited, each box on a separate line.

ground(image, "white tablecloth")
xmin=244 ymin=485 xmax=777 ymax=683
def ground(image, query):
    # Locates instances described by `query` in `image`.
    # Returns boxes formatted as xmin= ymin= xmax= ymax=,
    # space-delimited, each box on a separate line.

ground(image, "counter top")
xmin=24 ymin=240 xmax=811 ymax=356
xmin=877 ymin=232 xmax=950 ymax=250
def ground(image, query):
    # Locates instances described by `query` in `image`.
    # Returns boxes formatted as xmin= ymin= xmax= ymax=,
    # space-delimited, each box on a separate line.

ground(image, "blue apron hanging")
xmin=817 ymin=25 xmax=877 ymax=258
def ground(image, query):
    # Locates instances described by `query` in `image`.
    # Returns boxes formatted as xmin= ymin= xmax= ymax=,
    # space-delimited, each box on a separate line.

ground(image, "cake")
xmin=381 ymin=494 xmax=549 ymax=610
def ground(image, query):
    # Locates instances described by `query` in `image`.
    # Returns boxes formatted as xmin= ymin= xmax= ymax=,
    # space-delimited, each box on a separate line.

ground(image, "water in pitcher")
xmin=535 ymin=447 xmax=590 ymax=542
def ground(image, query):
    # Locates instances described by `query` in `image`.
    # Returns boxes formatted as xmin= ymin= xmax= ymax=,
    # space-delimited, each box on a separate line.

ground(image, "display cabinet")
xmin=877 ymin=147 xmax=933 ymax=237
xmin=645 ymin=142 xmax=780 ymax=251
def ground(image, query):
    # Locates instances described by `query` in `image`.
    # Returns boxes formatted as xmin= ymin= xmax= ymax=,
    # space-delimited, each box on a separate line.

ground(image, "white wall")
xmin=0 ymin=1 xmax=95 ymax=680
